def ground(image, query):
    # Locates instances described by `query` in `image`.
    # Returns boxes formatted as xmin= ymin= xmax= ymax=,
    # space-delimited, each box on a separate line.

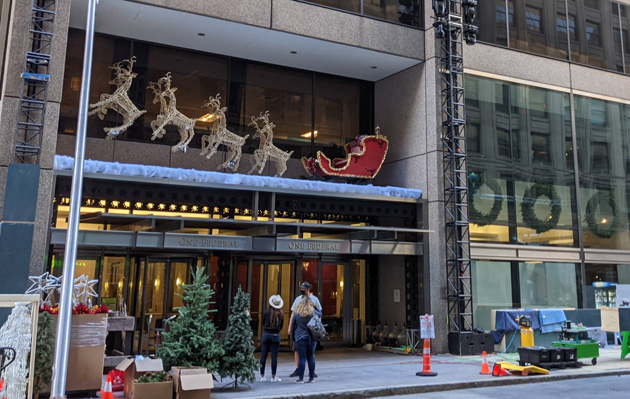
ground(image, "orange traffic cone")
xmin=491 ymin=363 xmax=512 ymax=377
xmin=480 ymin=351 xmax=490 ymax=374
xmin=416 ymin=338 xmax=438 ymax=377
xmin=101 ymin=374 xmax=113 ymax=399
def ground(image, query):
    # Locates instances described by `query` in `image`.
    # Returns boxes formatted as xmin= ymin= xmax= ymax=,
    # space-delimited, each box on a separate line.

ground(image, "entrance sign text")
xmin=277 ymin=238 xmax=350 ymax=253
xmin=164 ymin=234 xmax=250 ymax=251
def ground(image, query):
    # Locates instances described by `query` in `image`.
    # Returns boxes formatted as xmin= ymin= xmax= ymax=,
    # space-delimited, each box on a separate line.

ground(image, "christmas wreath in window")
xmin=585 ymin=190 xmax=620 ymax=239
xmin=520 ymin=182 xmax=561 ymax=234
xmin=469 ymin=172 xmax=503 ymax=226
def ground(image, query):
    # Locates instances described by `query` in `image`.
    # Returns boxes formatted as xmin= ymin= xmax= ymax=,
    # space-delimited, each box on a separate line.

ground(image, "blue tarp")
xmin=492 ymin=309 xmax=541 ymax=343
xmin=538 ymin=309 xmax=567 ymax=333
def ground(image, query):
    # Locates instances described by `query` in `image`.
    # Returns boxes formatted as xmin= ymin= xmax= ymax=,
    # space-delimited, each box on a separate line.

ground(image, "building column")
xmin=0 ymin=0 xmax=72 ymax=293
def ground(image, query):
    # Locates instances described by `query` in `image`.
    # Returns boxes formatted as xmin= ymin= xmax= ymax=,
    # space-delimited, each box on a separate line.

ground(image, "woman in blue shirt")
xmin=290 ymin=295 xmax=321 ymax=383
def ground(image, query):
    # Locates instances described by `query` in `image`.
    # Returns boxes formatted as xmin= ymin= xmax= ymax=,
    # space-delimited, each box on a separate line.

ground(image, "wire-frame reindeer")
xmin=147 ymin=73 xmax=198 ymax=153
xmin=88 ymin=56 xmax=147 ymax=139
xmin=248 ymin=112 xmax=293 ymax=177
xmin=200 ymin=94 xmax=249 ymax=171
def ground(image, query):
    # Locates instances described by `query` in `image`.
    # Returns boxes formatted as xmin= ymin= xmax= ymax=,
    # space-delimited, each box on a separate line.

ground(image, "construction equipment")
xmin=496 ymin=361 xmax=549 ymax=376
xmin=552 ymin=320 xmax=599 ymax=365
xmin=518 ymin=315 xmax=534 ymax=348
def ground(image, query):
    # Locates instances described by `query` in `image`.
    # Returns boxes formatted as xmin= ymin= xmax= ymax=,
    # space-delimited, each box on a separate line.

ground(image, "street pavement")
xmin=210 ymin=345 xmax=630 ymax=399
xmin=368 ymin=375 xmax=630 ymax=399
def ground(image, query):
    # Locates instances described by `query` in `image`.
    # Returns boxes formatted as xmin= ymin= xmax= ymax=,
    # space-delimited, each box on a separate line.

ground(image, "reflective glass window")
xmin=234 ymin=62 xmax=313 ymax=158
xmin=519 ymin=262 xmax=578 ymax=308
xmin=509 ymin=0 xmax=569 ymax=59
xmin=472 ymin=260 xmax=513 ymax=331
xmin=477 ymin=0 xmax=508 ymax=46
xmin=574 ymin=95 xmax=630 ymax=250
xmin=567 ymin=0 xmax=614 ymax=69
xmin=621 ymin=4 xmax=630 ymax=73
xmin=364 ymin=0 xmax=421 ymax=27
xmin=314 ymin=75 xmax=362 ymax=156
xmin=303 ymin=1 xmax=421 ymax=27
xmin=303 ymin=0 xmax=361 ymax=14
xmin=466 ymin=75 xmax=577 ymax=247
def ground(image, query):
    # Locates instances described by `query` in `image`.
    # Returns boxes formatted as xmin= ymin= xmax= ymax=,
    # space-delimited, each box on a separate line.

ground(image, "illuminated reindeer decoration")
xmin=248 ymin=112 xmax=293 ymax=177
xmin=147 ymin=73 xmax=198 ymax=153
xmin=199 ymin=94 xmax=248 ymax=171
xmin=88 ymin=56 xmax=147 ymax=139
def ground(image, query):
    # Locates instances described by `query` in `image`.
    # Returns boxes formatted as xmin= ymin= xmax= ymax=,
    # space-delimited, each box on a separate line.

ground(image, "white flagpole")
xmin=50 ymin=0 xmax=98 ymax=397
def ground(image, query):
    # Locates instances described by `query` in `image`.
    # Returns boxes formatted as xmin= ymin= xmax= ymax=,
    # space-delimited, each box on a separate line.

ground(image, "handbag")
xmin=307 ymin=314 xmax=327 ymax=341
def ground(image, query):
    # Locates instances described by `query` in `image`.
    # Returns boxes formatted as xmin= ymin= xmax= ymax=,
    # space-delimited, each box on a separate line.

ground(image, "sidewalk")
xmin=211 ymin=346 xmax=630 ymax=399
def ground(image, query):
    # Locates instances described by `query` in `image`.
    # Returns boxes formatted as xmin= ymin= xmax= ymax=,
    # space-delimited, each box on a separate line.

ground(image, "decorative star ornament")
xmin=25 ymin=273 xmax=60 ymax=305
xmin=72 ymin=274 xmax=99 ymax=306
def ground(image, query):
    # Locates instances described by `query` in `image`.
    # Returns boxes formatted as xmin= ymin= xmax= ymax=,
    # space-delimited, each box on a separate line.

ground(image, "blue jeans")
xmin=297 ymin=337 xmax=315 ymax=380
xmin=260 ymin=332 xmax=281 ymax=377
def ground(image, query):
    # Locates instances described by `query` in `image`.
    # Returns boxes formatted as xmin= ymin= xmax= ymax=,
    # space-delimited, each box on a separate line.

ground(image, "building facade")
xmin=0 ymin=0 xmax=628 ymax=353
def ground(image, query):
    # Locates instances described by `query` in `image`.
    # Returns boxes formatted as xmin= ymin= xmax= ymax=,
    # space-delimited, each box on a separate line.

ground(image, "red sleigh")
xmin=301 ymin=127 xmax=389 ymax=179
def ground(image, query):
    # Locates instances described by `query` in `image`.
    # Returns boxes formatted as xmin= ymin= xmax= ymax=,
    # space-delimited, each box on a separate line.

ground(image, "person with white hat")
xmin=259 ymin=294 xmax=284 ymax=382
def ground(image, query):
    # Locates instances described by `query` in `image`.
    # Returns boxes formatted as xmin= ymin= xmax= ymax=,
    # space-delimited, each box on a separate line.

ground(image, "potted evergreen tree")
xmin=219 ymin=287 xmax=259 ymax=388
xmin=156 ymin=266 xmax=223 ymax=372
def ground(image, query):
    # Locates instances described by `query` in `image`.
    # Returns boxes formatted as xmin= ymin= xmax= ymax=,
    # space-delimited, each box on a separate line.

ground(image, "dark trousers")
xmin=297 ymin=337 xmax=315 ymax=380
xmin=260 ymin=332 xmax=281 ymax=377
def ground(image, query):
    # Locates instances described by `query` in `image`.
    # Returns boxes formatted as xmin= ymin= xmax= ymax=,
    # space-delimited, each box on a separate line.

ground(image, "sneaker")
xmin=295 ymin=379 xmax=304 ymax=384
xmin=314 ymin=373 xmax=318 ymax=378
xmin=260 ymin=377 xmax=267 ymax=382
xmin=306 ymin=378 xmax=315 ymax=383
xmin=289 ymin=369 xmax=299 ymax=377
xmin=271 ymin=377 xmax=281 ymax=383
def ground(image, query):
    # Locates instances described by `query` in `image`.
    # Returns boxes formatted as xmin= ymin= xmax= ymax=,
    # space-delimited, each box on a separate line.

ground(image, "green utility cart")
xmin=552 ymin=324 xmax=599 ymax=365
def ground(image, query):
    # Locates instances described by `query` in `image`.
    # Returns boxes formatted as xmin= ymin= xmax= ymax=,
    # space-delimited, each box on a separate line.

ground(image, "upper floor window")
xmin=526 ymin=6 xmax=543 ymax=33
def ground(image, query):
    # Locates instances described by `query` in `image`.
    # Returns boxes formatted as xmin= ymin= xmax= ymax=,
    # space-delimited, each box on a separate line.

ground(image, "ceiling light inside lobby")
xmin=301 ymin=130 xmax=318 ymax=138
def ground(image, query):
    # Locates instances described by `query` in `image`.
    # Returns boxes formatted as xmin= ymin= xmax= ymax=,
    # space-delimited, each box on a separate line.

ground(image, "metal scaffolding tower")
xmin=14 ymin=0 xmax=58 ymax=164
xmin=433 ymin=0 xmax=478 ymax=353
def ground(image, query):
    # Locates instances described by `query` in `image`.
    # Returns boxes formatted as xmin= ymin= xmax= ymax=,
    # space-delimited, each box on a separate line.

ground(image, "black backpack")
xmin=307 ymin=314 xmax=327 ymax=341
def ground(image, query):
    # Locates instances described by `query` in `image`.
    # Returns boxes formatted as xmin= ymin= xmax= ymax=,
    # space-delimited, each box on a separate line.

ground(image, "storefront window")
xmin=519 ymin=262 xmax=578 ymax=308
xmin=574 ymin=96 xmax=630 ymax=250
xmin=472 ymin=260 xmax=513 ymax=331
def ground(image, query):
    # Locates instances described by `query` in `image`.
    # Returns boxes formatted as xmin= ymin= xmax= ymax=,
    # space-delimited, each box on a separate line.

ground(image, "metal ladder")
xmin=14 ymin=0 xmax=58 ymax=164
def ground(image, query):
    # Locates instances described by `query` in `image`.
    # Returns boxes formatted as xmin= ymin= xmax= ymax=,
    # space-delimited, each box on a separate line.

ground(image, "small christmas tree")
xmin=219 ymin=287 xmax=259 ymax=388
xmin=33 ymin=311 xmax=54 ymax=399
xmin=156 ymin=266 xmax=224 ymax=372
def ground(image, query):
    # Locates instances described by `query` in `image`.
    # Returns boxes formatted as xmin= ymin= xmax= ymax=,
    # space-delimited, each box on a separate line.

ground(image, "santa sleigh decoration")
xmin=301 ymin=126 xmax=389 ymax=179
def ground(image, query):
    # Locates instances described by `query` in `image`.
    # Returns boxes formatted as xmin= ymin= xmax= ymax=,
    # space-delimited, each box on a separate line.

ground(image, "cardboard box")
xmin=44 ymin=314 xmax=108 ymax=392
xmin=171 ymin=366 xmax=214 ymax=399
xmin=66 ymin=344 xmax=106 ymax=392
xmin=116 ymin=358 xmax=173 ymax=399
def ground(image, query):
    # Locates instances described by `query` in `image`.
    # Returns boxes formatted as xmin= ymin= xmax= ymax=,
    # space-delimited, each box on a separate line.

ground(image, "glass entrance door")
xmin=133 ymin=257 xmax=194 ymax=354
xmin=233 ymin=260 xmax=295 ymax=344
